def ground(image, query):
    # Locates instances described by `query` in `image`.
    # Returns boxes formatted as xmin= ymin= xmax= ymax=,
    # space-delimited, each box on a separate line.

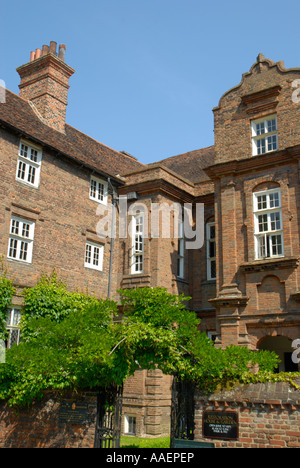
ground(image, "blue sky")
xmin=1 ymin=0 xmax=300 ymax=164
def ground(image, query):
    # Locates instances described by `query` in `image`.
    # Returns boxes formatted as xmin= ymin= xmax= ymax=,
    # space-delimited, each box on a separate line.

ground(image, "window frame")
xmin=251 ymin=114 xmax=278 ymax=156
xmin=131 ymin=213 xmax=144 ymax=275
xmin=7 ymin=216 xmax=35 ymax=264
xmin=6 ymin=307 xmax=22 ymax=349
xmin=84 ymin=241 xmax=104 ymax=271
xmin=206 ymin=222 xmax=216 ymax=281
xmin=89 ymin=175 xmax=108 ymax=205
xmin=253 ymin=188 xmax=284 ymax=260
xmin=16 ymin=141 xmax=42 ymax=188
xmin=124 ymin=415 xmax=137 ymax=435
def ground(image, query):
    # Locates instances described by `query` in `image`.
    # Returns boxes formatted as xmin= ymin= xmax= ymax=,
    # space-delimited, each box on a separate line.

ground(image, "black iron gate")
xmin=94 ymin=385 xmax=123 ymax=448
xmin=170 ymin=375 xmax=195 ymax=447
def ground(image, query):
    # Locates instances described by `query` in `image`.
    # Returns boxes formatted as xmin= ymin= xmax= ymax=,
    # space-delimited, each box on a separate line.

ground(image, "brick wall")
xmin=0 ymin=126 xmax=114 ymax=300
xmin=194 ymin=381 xmax=300 ymax=448
xmin=0 ymin=392 xmax=97 ymax=448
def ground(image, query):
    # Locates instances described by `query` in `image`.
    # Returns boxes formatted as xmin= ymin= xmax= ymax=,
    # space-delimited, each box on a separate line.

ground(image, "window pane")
xmin=85 ymin=244 xmax=92 ymax=264
xmin=270 ymin=212 xmax=281 ymax=231
xmin=30 ymin=149 xmax=38 ymax=162
xmin=256 ymin=122 xmax=265 ymax=135
xmin=19 ymin=241 xmax=28 ymax=261
xmin=209 ymin=240 xmax=216 ymax=258
xmin=27 ymin=165 xmax=36 ymax=184
xmin=98 ymin=182 xmax=104 ymax=201
xmin=269 ymin=192 xmax=280 ymax=208
xmin=271 ymin=235 xmax=282 ymax=256
xmin=9 ymin=238 xmax=17 ymax=258
xmin=17 ymin=161 xmax=26 ymax=180
xmin=93 ymin=247 xmax=100 ymax=266
xmin=12 ymin=309 xmax=21 ymax=326
xmin=20 ymin=144 xmax=28 ymax=158
xmin=7 ymin=328 xmax=20 ymax=349
xmin=11 ymin=219 xmax=19 ymax=235
xmin=268 ymin=135 xmax=277 ymax=151
xmin=257 ymin=235 xmax=266 ymax=258
xmin=257 ymin=138 xmax=266 ymax=155
xmin=90 ymin=180 xmax=97 ymax=198
xmin=267 ymin=119 xmax=277 ymax=133
xmin=209 ymin=225 xmax=215 ymax=239
xmin=258 ymin=214 xmax=268 ymax=232
xmin=135 ymin=255 xmax=143 ymax=272
xmin=22 ymin=223 xmax=30 ymax=238
xmin=257 ymin=195 xmax=267 ymax=210
xmin=210 ymin=260 xmax=216 ymax=279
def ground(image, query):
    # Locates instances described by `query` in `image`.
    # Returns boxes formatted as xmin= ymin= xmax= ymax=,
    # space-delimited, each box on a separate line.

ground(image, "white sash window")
xmin=16 ymin=141 xmax=42 ymax=187
xmin=131 ymin=214 xmax=144 ymax=274
xmin=7 ymin=217 xmax=35 ymax=263
xmin=254 ymin=189 xmax=284 ymax=259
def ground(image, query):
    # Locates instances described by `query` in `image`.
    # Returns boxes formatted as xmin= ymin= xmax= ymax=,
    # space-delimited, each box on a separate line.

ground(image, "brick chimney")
xmin=16 ymin=42 xmax=75 ymax=133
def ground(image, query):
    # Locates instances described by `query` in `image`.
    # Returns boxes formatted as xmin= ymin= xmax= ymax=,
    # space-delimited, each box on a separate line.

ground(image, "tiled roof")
xmin=0 ymin=88 xmax=214 ymax=186
xmin=0 ymin=89 xmax=145 ymax=182
xmin=156 ymin=146 xmax=215 ymax=183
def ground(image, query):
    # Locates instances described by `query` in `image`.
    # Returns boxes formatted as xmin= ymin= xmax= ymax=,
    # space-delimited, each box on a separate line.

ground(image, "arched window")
xmin=253 ymin=188 xmax=284 ymax=259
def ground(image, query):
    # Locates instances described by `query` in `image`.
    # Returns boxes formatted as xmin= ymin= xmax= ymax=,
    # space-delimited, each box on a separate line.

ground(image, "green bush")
xmin=0 ymin=261 xmax=15 ymax=342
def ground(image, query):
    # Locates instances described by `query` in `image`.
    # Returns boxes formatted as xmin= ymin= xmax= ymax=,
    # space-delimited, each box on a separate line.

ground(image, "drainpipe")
xmin=107 ymin=178 xmax=117 ymax=299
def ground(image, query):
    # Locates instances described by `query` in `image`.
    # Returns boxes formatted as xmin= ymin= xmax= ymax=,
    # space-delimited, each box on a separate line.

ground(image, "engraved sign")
xmin=59 ymin=401 xmax=88 ymax=425
xmin=203 ymin=411 xmax=238 ymax=440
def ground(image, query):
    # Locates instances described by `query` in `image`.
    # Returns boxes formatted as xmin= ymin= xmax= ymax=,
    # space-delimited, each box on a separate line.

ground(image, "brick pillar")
xmin=218 ymin=179 xmax=242 ymax=297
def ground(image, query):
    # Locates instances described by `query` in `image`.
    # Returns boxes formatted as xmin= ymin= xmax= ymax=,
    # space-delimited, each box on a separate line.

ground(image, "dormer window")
xmin=251 ymin=115 xmax=278 ymax=156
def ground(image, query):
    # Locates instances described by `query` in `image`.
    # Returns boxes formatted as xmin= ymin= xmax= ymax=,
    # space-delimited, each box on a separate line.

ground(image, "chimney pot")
xmin=35 ymin=48 xmax=42 ymax=59
xmin=30 ymin=51 xmax=36 ymax=62
xmin=58 ymin=44 xmax=66 ymax=61
xmin=50 ymin=41 xmax=57 ymax=55
xmin=42 ymin=45 xmax=49 ymax=56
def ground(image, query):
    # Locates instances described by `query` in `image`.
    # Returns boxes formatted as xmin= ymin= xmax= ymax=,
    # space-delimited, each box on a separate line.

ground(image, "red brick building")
xmin=1 ymin=44 xmax=300 ymax=436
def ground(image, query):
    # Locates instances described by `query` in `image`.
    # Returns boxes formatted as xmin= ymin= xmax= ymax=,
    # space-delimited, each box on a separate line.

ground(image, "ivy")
xmin=0 ymin=259 xmax=15 ymax=342
xmin=21 ymin=271 xmax=101 ymax=340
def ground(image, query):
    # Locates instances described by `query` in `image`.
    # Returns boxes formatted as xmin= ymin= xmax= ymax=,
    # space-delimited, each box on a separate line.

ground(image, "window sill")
xmin=84 ymin=266 xmax=103 ymax=273
xmin=240 ymin=256 xmax=299 ymax=273
xmin=7 ymin=258 xmax=33 ymax=266
xmin=89 ymin=197 xmax=107 ymax=206
xmin=201 ymin=279 xmax=217 ymax=285
xmin=172 ymin=276 xmax=189 ymax=285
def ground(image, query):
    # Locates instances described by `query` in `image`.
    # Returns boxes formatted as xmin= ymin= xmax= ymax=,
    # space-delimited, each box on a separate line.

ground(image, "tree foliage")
xmin=0 ymin=274 xmax=288 ymax=407
xmin=0 ymin=260 xmax=15 ymax=342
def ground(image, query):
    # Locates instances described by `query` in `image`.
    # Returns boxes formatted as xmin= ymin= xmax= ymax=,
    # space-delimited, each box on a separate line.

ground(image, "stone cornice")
xmin=205 ymin=146 xmax=300 ymax=179
xmin=119 ymin=178 xmax=195 ymax=202
xmin=240 ymin=256 xmax=299 ymax=273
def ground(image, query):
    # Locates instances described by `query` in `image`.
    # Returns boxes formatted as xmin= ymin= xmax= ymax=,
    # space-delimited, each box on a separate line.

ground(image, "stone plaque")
xmin=203 ymin=411 xmax=238 ymax=440
xmin=59 ymin=401 xmax=88 ymax=425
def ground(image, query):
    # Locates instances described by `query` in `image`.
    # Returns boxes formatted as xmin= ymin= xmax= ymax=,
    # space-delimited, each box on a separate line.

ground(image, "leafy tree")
xmin=115 ymin=287 xmax=280 ymax=390
xmin=0 ymin=278 xmax=284 ymax=407
xmin=0 ymin=300 xmax=118 ymax=406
